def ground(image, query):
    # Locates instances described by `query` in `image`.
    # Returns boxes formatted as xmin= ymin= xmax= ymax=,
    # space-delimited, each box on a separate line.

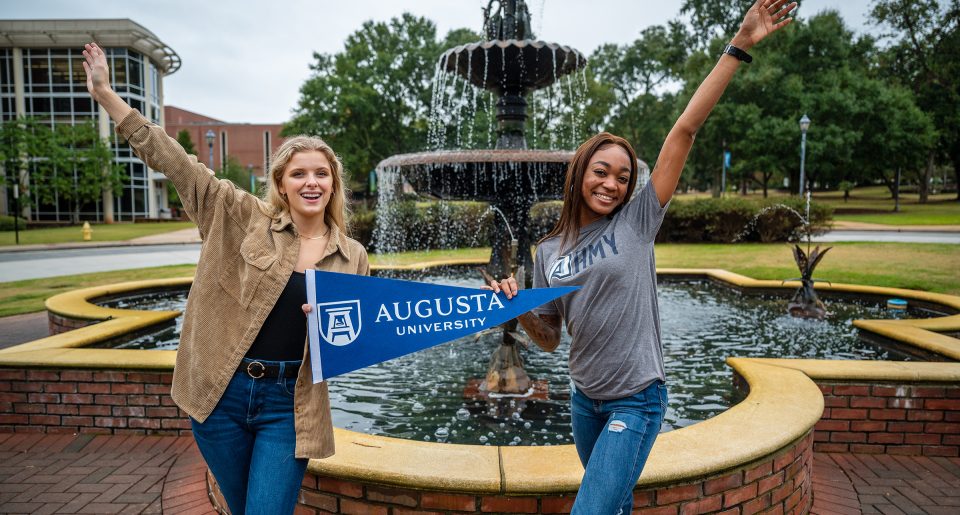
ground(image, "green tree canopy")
xmin=1 ymin=118 xmax=125 ymax=222
xmin=678 ymin=10 xmax=934 ymax=196
xmin=870 ymin=0 xmax=960 ymax=201
xmin=285 ymin=14 xmax=478 ymax=193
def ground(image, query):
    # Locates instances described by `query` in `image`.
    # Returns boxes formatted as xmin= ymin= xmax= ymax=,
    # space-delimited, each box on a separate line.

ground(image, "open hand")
xmin=734 ymin=0 xmax=797 ymax=50
xmin=81 ymin=43 xmax=113 ymax=103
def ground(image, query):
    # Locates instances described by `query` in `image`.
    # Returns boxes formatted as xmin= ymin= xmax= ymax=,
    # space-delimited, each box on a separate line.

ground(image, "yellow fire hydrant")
xmin=81 ymin=221 xmax=92 ymax=241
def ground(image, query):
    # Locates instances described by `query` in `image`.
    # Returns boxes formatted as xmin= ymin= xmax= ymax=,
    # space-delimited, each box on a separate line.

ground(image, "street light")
xmin=798 ymin=114 xmax=810 ymax=195
xmin=12 ymin=184 xmax=20 ymax=245
xmin=205 ymin=129 xmax=215 ymax=171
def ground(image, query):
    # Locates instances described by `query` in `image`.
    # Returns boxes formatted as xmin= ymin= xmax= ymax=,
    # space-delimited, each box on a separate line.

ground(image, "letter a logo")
xmin=317 ymin=300 xmax=362 ymax=346
xmin=549 ymin=255 xmax=572 ymax=281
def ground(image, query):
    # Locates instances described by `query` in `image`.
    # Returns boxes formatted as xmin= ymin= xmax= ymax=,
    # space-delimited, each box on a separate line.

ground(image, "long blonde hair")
xmin=262 ymin=136 xmax=350 ymax=233
xmin=541 ymin=133 xmax=639 ymax=252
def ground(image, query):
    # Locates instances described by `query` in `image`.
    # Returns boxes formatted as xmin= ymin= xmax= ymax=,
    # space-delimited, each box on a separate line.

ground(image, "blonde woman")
xmin=488 ymin=1 xmax=796 ymax=513
xmin=83 ymin=43 xmax=368 ymax=514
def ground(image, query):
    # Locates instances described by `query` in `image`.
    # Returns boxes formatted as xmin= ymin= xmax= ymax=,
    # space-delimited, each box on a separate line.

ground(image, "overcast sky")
xmin=6 ymin=0 xmax=878 ymax=124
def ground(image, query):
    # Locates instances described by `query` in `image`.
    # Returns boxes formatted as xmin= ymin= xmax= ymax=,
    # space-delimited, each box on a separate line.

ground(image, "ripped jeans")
xmin=190 ymin=359 xmax=307 ymax=515
xmin=570 ymin=379 xmax=667 ymax=515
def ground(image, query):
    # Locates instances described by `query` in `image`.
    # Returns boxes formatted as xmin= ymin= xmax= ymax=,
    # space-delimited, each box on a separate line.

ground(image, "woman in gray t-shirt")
xmin=487 ymin=1 xmax=797 ymax=512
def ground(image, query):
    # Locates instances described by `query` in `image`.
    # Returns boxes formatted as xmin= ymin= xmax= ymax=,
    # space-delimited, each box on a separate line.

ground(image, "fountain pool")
xmin=91 ymin=272 xmax=934 ymax=445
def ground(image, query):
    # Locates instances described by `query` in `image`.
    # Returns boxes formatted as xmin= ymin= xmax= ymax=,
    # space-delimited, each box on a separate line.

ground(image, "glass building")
xmin=0 ymin=19 xmax=180 ymax=222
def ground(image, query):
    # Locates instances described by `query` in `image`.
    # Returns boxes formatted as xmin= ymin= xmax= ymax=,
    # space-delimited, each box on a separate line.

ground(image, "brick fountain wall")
xmin=3 ymin=369 xmax=957 ymax=513
xmin=0 ymin=369 xmax=189 ymax=435
xmin=813 ymin=382 xmax=960 ymax=457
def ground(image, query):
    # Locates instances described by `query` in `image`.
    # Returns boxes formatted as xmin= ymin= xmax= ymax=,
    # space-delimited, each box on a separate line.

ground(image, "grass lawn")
xmin=812 ymin=187 xmax=960 ymax=225
xmin=0 ymin=221 xmax=197 ymax=246
xmin=672 ymin=186 xmax=960 ymax=225
xmin=2 ymin=242 xmax=958 ymax=318
xmin=0 ymin=264 xmax=198 ymax=318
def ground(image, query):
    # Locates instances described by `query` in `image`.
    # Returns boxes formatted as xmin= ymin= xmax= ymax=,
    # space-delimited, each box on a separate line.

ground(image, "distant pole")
xmin=247 ymin=164 xmax=255 ymax=193
xmin=798 ymin=114 xmax=810 ymax=195
xmin=13 ymin=184 xmax=20 ymax=245
xmin=894 ymin=167 xmax=901 ymax=213
xmin=721 ymin=140 xmax=727 ymax=198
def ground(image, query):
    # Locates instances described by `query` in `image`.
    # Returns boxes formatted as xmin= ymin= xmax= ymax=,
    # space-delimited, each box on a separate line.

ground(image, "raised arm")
xmin=82 ymin=43 xmax=258 ymax=235
xmin=82 ymin=43 xmax=132 ymax=124
xmin=649 ymin=0 xmax=796 ymax=206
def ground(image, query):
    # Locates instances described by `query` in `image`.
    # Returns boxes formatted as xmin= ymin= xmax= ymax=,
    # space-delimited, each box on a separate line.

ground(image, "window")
xmin=10 ymin=47 xmax=162 ymax=222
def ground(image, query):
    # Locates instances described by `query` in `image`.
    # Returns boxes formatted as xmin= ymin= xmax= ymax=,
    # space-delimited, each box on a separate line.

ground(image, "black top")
xmin=245 ymin=271 xmax=307 ymax=361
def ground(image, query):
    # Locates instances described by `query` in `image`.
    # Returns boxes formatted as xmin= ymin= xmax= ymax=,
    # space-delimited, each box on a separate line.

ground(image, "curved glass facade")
xmin=1 ymin=47 xmax=163 ymax=222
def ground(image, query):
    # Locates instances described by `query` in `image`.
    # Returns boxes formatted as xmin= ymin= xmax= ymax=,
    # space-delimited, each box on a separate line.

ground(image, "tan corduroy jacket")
xmin=117 ymin=110 xmax=369 ymax=459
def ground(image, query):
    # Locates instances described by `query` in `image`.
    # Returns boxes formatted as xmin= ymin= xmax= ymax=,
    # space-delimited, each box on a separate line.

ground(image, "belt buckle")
xmin=246 ymin=361 xmax=266 ymax=379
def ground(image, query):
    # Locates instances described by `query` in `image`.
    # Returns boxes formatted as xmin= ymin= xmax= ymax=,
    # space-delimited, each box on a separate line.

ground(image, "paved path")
xmin=0 ymin=312 xmax=48 ymax=350
xmin=0 ymin=433 xmax=957 ymax=514
xmin=0 ymin=244 xmax=201 ymax=283
xmin=0 ymin=434 xmax=213 ymax=514
xmin=812 ymin=230 xmax=960 ymax=244
xmin=812 ymin=452 xmax=960 ymax=515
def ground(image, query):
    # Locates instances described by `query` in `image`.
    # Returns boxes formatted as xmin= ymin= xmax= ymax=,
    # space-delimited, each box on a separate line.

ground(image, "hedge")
xmin=0 ymin=215 xmax=29 ymax=231
xmin=351 ymin=197 xmax=832 ymax=250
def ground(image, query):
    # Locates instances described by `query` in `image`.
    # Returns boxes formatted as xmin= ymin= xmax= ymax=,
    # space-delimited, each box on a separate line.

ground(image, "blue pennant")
xmin=305 ymin=270 xmax=577 ymax=382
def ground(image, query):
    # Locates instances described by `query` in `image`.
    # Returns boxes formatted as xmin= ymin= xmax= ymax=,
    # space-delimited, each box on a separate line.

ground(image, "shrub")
xmin=354 ymin=195 xmax=833 ymax=250
xmin=0 ymin=215 xmax=28 ymax=231
xmin=659 ymin=197 xmax=832 ymax=243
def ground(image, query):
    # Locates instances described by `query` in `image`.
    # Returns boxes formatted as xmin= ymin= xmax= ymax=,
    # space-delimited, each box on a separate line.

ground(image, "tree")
xmin=870 ymin=0 xmax=960 ymax=201
xmin=678 ymin=10 xmax=934 ymax=197
xmin=175 ymin=130 xmax=197 ymax=156
xmin=680 ymin=0 xmax=755 ymax=49
xmin=286 ymin=14 xmax=478 ymax=193
xmin=585 ymin=22 xmax=690 ymax=167
xmin=220 ymin=156 xmax=254 ymax=193
xmin=1 ymin=118 xmax=124 ymax=222
xmin=170 ymin=130 xmax=198 ymax=207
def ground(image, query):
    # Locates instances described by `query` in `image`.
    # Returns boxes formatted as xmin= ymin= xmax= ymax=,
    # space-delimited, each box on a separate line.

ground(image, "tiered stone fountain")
xmin=375 ymin=0 xmax=586 ymax=393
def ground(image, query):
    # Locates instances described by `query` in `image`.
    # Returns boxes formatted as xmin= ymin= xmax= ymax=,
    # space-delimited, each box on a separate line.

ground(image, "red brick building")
xmin=162 ymin=105 xmax=285 ymax=185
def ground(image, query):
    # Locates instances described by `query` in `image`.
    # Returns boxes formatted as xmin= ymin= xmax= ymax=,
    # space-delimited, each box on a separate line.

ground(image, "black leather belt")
xmin=237 ymin=360 xmax=300 ymax=379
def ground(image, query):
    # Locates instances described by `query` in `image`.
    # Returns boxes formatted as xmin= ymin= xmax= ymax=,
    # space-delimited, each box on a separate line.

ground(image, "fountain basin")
xmin=377 ymin=149 xmax=574 ymax=201
xmin=441 ymin=39 xmax=585 ymax=94
xmin=3 ymin=267 xmax=960 ymax=513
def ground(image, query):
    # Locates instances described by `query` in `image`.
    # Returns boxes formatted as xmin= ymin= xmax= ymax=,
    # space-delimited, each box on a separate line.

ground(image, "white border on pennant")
xmin=305 ymin=269 xmax=325 ymax=383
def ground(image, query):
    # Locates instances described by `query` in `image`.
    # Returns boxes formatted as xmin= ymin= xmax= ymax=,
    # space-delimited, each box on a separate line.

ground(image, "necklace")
xmin=299 ymin=227 xmax=330 ymax=240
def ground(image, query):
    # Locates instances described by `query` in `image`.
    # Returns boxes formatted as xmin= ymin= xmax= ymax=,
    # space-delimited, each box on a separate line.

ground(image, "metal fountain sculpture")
xmin=785 ymin=192 xmax=832 ymax=319
xmin=375 ymin=0 xmax=586 ymax=393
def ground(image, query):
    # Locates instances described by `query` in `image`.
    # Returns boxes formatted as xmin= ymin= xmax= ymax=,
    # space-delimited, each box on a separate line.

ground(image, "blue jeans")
xmin=190 ymin=359 xmax=307 ymax=515
xmin=570 ymin=380 xmax=667 ymax=515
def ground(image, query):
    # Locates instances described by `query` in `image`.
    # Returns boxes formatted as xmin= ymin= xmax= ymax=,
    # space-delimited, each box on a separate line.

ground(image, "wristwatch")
xmin=722 ymin=44 xmax=753 ymax=63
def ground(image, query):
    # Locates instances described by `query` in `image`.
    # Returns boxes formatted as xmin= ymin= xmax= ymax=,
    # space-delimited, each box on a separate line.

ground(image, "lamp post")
xmin=13 ymin=184 xmax=20 ymax=245
xmin=205 ymin=129 xmax=215 ymax=171
xmin=798 ymin=114 xmax=810 ymax=195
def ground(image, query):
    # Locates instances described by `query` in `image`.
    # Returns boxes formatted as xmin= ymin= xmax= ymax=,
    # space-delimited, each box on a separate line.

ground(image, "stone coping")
xmin=2 ymin=266 xmax=959 ymax=494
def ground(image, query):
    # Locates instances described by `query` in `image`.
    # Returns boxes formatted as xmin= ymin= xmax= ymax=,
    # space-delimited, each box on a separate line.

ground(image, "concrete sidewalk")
xmin=832 ymin=220 xmax=960 ymax=232
xmin=0 ymin=228 xmax=201 ymax=254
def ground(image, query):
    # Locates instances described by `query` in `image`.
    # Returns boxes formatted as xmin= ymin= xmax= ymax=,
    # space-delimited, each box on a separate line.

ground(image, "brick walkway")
xmin=2 ymin=434 xmax=960 ymax=514
xmin=812 ymin=452 xmax=960 ymax=515
xmin=0 ymin=433 xmax=214 ymax=514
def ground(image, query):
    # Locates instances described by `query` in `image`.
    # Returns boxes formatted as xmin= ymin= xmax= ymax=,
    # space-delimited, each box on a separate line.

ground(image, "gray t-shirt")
xmin=533 ymin=180 xmax=669 ymax=400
